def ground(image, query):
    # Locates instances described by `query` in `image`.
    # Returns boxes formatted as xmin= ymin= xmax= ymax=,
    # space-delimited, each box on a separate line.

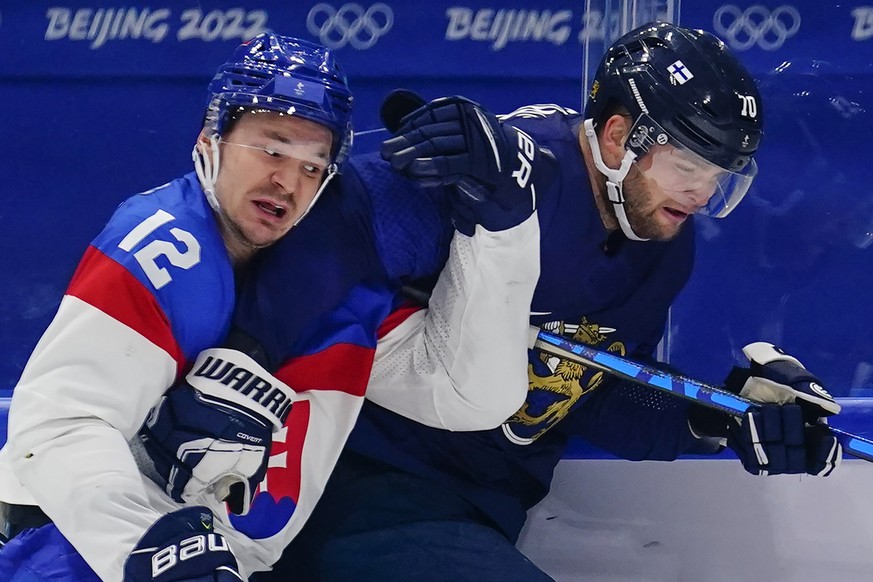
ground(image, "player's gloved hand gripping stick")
xmin=530 ymin=327 xmax=873 ymax=467
xmin=714 ymin=342 xmax=840 ymax=476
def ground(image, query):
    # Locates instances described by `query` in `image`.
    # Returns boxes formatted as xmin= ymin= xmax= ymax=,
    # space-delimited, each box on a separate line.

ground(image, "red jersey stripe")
xmin=275 ymin=343 xmax=374 ymax=397
xmin=66 ymin=246 xmax=186 ymax=377
xmin=377 ymin=302 xmax=424 ymax=340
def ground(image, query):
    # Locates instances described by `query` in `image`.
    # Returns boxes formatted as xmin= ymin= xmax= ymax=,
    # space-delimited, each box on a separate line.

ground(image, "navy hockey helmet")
xmin=584 ymin=21 xmax=762 ymax=175
xmin=582 ymin=22 xmax=763 ymax=239
xmin=205 ymin=33 xmax=354 ymax=167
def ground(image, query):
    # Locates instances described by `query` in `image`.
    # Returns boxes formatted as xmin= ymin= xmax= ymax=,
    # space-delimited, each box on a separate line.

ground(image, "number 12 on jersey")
xmin=118 ymin=209 xmax=202 ymax=290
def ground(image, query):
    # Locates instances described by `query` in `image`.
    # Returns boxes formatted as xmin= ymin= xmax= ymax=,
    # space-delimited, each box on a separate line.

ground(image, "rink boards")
xmin=518 ymin=455 xmax=873 ymax=582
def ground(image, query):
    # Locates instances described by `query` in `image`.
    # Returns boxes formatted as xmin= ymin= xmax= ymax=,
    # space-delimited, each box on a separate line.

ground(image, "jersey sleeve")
xmin=89 ymin=189 xmax=236 ymax=361
xmin=347 ymin=153 xmax=455 ymax=282
xmin=3 ymin=185 xmax=236 ymax=581
xmin=366 ymin=211 xmax=541 ymax=431
xmin=570 ymin=380 xmax=699 ymax=460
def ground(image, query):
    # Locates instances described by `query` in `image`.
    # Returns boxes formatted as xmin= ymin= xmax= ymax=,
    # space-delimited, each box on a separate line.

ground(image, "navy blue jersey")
xmin=234 ymin=153 xmax=455 ymax=369
xmin=340 ymin=106 xmax=699 ymax=540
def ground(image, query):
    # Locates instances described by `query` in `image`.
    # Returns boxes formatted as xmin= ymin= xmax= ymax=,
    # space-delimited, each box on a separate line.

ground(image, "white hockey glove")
xmin=124 ymin=507 xmax=242 ymax=581
xmin=137 ymin=347 xmax=297 ymax=514
xmin=726 ymin=342 xmax=841 ymax=419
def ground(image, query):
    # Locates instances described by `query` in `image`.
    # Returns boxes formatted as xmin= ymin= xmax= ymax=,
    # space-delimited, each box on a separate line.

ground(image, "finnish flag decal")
xmin=668 ymin=60 xmax=693 ymax=85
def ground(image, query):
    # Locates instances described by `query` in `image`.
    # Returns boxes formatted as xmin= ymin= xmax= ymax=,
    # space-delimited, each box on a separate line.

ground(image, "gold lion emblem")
xmin=506 ymin=318 xmax=626 ymax=442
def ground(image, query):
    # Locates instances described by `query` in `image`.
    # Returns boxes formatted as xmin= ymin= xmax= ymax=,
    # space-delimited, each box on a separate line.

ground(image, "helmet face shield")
xmin=216 ymin=100 xmax=334 ymax=167
xmin=219 ymin=134 xmax=332 ymax=176
xmin=208 ymin=91 xmax=341 ymax=163
xmin=627 ymin=114 xmax=757 ymax=218
xmin=205 ymin=34 xmax=354 ymax=168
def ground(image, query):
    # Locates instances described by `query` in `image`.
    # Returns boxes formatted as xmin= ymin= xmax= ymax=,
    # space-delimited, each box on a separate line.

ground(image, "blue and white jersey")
xmin=87 ymin=172 xmax=237 ymax=363
xmin=342 ymin=106 xmax=699 ymax=541
xmin=0 ymin=173 xmax=237 ymax=581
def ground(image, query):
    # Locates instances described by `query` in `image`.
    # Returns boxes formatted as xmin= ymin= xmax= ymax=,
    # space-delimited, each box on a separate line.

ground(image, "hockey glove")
xmin=725 ymin=404 xmax=841 ymax=477
xmin=380 ymin=93 xmax=541 ymax=235
xmin=690 ymin=342 xmax=842 ymax=476
xmin=124 ymin=507 xmax=242 ymax=582
xmin=137 ymin=346 xmax=297 ymax=515
xmin=724 ymin=342 xmax=841 ymax=420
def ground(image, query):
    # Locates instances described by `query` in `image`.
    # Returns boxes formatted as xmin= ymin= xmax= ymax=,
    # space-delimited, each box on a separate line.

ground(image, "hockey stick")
xmin=530 ymin=327 xmax=873 ymax=463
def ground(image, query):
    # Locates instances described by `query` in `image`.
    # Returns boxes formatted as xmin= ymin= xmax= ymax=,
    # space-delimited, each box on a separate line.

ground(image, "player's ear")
xmin=195 ymin=129 xmax=214 ymax=155
xmin=599 ymin=114 xmax=631 ymax=168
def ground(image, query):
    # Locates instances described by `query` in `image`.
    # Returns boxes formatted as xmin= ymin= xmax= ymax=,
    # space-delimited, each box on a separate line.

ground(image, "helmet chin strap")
xmin=193 ymin=135 xmax=262 ymax=256
xmin=292 ymin=163 xmax=338 ymax=226
xmin=583 ymin=119 xmax=648 ymax=242
xmin=193 ymin=135 xmax=222 ymax=212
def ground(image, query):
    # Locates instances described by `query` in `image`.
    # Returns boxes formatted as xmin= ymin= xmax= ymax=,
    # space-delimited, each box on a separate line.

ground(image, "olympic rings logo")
xmin=713 ymin=4 xmax=801 ymax=51
xmin=306 ymin=3 xmax=394 ymax=50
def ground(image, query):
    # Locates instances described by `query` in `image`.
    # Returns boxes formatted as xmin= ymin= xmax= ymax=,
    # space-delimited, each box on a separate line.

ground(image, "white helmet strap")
xmin=193 ymin=134 xmax=222 ymax=212
xmin=292 ymin=163 xmax=338 ymax=226
xmin=583 ymin=118 xmax=648 ymax=242
xmin=192 ymin=133 xmax=338 ymax=228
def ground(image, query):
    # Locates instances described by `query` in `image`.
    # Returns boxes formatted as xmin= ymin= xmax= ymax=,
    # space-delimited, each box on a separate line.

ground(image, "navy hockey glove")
xmin=725 ymin=404 xmax=841 ymax=477
xmin=380 ymin=93 xmax=541 ymax=235
xmin=690 ymin=342 xmax=841 ymax=476
xmin=137 ymin=345 xmax=297 ymax=515
xmin=124 ymin=507 xmax=242 ymax=581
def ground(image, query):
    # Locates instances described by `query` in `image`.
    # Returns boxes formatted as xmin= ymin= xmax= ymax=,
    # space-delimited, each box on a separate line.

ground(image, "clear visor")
xmin=626 ymin=115 xmax=757 ymax=218
xmin=219 ymin=137 xmax=332 ymax=175
xmin=207 ymin=93 xmax=335 ymax=173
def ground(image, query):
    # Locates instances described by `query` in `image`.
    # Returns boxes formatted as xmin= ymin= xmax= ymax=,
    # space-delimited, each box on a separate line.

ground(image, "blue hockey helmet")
xmin=205 ymin=33 xmax=354 ymax=167
xmin=585 ymin=21 xmax=762 ymax=175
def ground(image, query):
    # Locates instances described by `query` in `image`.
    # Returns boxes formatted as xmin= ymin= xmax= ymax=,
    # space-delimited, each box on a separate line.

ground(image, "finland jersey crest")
xmin=502 ymin=317 xmax=627 ymax=445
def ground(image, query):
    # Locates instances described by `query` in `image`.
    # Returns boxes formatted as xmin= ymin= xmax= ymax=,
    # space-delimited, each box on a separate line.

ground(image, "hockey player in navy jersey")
xmin=0 ymin=31 xmax=543 ymax=581
xmin=255 ymin=22 xmax=844 ymax=581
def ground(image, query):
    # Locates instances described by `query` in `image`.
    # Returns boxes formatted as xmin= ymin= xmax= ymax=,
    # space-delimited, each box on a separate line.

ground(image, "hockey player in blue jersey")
xmin=0 ymin=30 xmax=544 ymax=581
xmin=0 ymin=33 xmax=353 ymax=581
xmin=253 ymin=22 xmax=844 ymax=581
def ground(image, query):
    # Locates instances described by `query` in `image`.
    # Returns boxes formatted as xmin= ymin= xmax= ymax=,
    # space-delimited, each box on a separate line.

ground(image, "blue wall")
xmin=2 ymin=1 xmax=872 ymax=402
